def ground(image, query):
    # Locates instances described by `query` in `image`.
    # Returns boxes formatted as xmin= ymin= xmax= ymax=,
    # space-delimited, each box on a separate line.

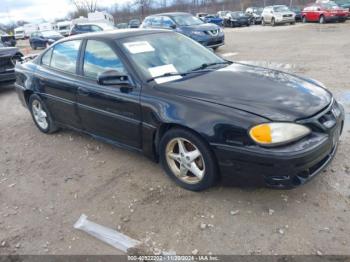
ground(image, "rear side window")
xmin=42 ymin=48 xmax=53 ymax=66
xmin=162 ymin=16 xmax=175 ymax=28
xmin=77 ymin=25 xmax=91 ymax=32
xmin=83 ymin=40 xmax=126 ymax=79
xmin=50 ymin=40 xmax=81 ymax=74
xmin=91 ymin=25 xmax=102 ymax=32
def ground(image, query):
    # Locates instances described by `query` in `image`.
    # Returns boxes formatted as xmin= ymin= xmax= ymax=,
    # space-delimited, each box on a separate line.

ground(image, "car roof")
xmin=57 ymin=29 xmax=169 ymax=42
xmin=148 ymin=12 xmax=191 ymax=17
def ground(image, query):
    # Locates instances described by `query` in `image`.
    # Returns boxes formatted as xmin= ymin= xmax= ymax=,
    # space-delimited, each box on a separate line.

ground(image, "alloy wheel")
xmin=165 ymin=137 xmax=205 ymax=184
xmin=32 ymin=99 xmax=48 ymax=130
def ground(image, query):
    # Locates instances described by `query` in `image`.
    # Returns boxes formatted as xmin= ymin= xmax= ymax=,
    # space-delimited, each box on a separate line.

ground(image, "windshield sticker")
xmin=123 ymin=41 xmax=155 ymax=54
xmin=148 ymin=64 xmax=182 ymax=84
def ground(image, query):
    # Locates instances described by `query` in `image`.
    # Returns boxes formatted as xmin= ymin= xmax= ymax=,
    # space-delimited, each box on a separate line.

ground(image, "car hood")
xmin=156 ymin=63 xmax=332 ymax=121
xmin=0 ymin=47 xmax=19 ymax=57
xmin=181 ymin=23 xmax=219 ymax=32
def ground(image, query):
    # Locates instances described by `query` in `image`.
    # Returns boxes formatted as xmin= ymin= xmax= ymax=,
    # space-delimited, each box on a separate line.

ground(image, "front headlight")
xmin=249 ymin=123 xmax=311 ymax=147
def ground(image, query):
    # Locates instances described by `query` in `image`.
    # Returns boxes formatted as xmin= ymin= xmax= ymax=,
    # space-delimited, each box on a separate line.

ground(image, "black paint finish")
xmin=14 ymin=30 xmax=345 ymax=188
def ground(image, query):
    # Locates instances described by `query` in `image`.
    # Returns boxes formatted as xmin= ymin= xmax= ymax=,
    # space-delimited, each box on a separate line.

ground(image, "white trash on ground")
xmin=74 ymin=214 xmax=141 ymax=253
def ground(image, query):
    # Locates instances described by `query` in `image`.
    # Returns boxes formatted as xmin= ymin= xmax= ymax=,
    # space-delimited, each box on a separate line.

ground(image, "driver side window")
xmin=83 ymin=40 xmax=126 ymax=79
xmin=162 ymin=16 xmax=175 ymax=28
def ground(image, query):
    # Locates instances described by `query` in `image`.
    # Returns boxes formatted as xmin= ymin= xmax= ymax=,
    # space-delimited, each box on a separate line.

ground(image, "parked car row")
xmin=140 ymin=12 xmax=225 ymax=50
xmin=217 ymin=1 xmax=348 ymax=27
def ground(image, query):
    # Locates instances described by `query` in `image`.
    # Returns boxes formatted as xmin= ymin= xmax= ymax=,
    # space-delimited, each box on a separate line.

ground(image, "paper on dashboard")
xmin=148 ymin=64 xmax=182 ymax=84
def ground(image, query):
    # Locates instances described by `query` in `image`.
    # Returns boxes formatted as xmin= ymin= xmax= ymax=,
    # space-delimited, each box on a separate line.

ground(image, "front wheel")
xmin=159 ymin=128 xmax=218 ymax=191
xmin=29 ymin=94 xmax=58 ymax=134
xmin=302 ymin=16 xmax=307 ymax=23
xmin=262 ymin=18 xmax=266 ymax=26
xmin=319 ymin=15 xmax=325 ymax=24
xmin=271 ymin=18 xmax=276 ymax=26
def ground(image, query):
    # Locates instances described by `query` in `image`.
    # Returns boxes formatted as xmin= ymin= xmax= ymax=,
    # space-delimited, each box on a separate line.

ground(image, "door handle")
xmin=77 ymin=87 xmax=90 ymax=96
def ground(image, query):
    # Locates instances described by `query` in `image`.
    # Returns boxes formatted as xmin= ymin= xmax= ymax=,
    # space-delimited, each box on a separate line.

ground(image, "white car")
xmin=262 ymin=5 xmax=296 ymax=26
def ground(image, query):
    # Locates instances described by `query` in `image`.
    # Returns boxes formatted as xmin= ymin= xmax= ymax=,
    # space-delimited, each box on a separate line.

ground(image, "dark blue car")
xmin=29 ymin=30 xmax=63 ymax=50
xmin=202 ymin=15 xmax=224 ymax=26
xmin=141 ymin=12 xmax=224 ymax=50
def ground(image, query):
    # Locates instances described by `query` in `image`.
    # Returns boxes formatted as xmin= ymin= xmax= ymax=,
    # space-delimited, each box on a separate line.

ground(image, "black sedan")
xmin=224 ymin=11 xmax=251 ymax=27
xmin=15 ymin=30 xmax=344 ymax=191
xmin=0 ymin=43 xmax=23 ymax=85
xmin=29 ymin=30 xmax=63 ymax=50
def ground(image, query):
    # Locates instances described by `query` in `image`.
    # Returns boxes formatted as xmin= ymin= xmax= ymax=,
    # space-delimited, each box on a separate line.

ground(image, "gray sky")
xmin=0 ymin=0 xmax=130 ymax=24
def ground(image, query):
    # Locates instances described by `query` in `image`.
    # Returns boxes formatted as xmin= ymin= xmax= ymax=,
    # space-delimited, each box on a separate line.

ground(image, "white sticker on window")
xmin=148 ymin=64 xmax=182 ymax=84
xmin=123 ymin=41 xmax=155 ymax=54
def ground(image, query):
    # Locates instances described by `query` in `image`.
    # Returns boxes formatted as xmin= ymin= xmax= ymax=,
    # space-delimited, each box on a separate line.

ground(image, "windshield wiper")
xmin=146 ymin=72 xmax=184 ymax=83
xmin=190 ymin=61 xmax=232 ymax=72
xmin=146 ymin=70 xmax=213 ymax=83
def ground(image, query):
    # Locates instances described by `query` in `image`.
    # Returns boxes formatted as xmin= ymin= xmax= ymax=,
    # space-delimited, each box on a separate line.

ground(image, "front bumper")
xmin=0 ymin=70 xmax=16 ymax=84
xmin=275 ymin=17 xmax=295 ymax=23
xmin=197 ymin=34 xmax=225 ymax=48
xmin=325 ymin=15 xmax=348 ymax=21
xmin=212 ymin=101 xmax=345 ymax=189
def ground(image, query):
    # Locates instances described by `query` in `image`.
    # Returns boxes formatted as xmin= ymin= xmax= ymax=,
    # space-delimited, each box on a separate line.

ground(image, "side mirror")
xmin=170 ymin=24 xmax=176 ymax=29
xmin=270 ymin=10 xmax=274 ymax=14
xmin=97 ymin=70 xmax=131 ymax=87
xmin=317 ymin=8 xmax=321 ymax=11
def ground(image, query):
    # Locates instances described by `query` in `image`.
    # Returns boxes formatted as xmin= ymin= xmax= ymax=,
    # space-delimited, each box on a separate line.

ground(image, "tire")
xmin=213 ymin=46 xmax=219 ymax=51
xmin=271 ymin=18 xmax=276 ymax=26
xmin=291 ymin=21 xmax=295 ymax=25
xmin=302 ymin=16 xmax=307 ymax=23
xmin=319 ymin=15 xmax=325 ymax=24
xmin=230 ymin=21 xmax=235 ymax=28
xmin=262 ymin=18 xmax=265 ymax=26
xmin=29 ymin=94 xmax=58 ymax=134
xmin=159 ymin=128 xmax=218 ymax=191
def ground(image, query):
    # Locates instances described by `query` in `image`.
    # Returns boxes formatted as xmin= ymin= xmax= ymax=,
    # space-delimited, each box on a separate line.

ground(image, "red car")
xmin=302 ymin=2 xmax=349 ymax=23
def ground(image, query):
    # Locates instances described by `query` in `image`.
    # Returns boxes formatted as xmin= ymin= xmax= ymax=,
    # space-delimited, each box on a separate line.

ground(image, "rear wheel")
xmin=29 ymin=94 xmax=58 ymax=134
xmin=319 ymin=15 xmax=325 ymax=24
xmin=159 ymin=128 xmax=218 ymax=191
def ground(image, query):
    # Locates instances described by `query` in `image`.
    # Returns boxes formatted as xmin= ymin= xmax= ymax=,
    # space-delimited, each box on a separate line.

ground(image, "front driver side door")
xmin=76 ymin=39 xmax=142 ymax=149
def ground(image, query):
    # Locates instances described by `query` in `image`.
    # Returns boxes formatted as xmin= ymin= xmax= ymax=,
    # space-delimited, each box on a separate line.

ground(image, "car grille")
xmin=0 ymin=56 xmax=14 ymax=73
xmin=206 ymin=30 xmax=219 ymax=36
xmin=283 ymin=14 xmax=293 ymax=17
xmin=298 ymin=99 xmax=341 ymax=133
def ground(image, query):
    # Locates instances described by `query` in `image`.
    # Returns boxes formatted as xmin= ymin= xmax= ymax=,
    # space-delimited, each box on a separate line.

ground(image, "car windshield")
xmin=273 ymin=6 xmax=290 ymax=12
xmin=322 ymin=2 xmax=340 ymax=8
xmin=41 ymin=30 xmax=61 ymax=37
xmin=171 ymin=15 xmax=204 ymax=26
xmin=235 ymin=12 xmax=246 ymax=17
xmin=119 ymin=32 xmax=226 ymax=81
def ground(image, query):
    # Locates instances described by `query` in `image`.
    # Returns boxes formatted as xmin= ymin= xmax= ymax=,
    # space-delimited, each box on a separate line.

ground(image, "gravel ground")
xmin=1 ymin=23 xmax=350 ymax=256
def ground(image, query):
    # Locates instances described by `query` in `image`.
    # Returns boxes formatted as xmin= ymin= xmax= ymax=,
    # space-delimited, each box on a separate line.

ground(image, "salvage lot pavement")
xmin=1 ymin=23 xmax=350 ymax=255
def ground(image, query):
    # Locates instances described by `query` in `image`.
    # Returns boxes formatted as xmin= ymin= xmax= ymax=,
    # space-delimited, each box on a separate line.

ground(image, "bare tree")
xmin=71 ymin=0 xmax=98 ymax=14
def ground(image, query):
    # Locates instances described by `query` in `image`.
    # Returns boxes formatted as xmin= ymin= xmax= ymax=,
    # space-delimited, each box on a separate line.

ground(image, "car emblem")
xmin=208 ymin=30 xmax=219 ymax=36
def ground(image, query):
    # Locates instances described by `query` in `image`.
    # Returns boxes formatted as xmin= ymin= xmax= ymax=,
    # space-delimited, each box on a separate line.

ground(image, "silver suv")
xmin=262 ymin=5 xmax=296 ymax=26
